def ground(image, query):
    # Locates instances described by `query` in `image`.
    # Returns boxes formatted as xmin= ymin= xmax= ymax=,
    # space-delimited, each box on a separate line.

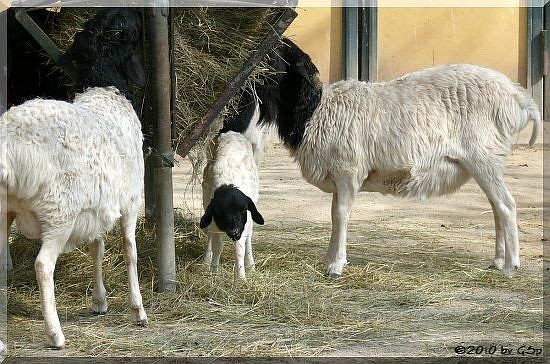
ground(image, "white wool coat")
xmin=1 ymin=87 xmax=144 ymax=253
xmin=294 ymin=64 xmax=540 ymax=199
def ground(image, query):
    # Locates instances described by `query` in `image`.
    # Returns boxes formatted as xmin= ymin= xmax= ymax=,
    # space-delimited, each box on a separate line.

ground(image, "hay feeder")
xmin=9 ymin=4 xmax=298 ymax=292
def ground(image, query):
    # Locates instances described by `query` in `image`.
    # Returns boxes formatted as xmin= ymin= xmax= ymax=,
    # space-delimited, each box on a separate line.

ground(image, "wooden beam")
xmin=147 ymin=7 xmax=176 ymax=293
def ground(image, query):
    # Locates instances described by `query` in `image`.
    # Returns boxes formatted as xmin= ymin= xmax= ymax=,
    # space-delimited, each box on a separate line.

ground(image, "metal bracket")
xmin=14 ymin=8 xmax=79 ymax=82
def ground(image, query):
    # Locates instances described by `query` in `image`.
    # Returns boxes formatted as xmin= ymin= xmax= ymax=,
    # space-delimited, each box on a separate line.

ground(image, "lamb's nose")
xmin=230 ymin=229 xmax=241 ymax=240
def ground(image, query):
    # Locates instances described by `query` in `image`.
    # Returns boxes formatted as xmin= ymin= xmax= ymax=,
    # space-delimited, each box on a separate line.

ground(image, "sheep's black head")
xmin=256 ymin=38 xmax=322 ymax=151
xmin=200 ymin=185 xmax=264 ymax=241
xmin=59 ymin=8 xmax=144 ymax=96
xmin=268 ymin=38 xmax=320 ymax=87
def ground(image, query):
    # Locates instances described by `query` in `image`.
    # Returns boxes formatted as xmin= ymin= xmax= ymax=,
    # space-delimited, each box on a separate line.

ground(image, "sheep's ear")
xmin=123 ymin=54 xmax=146 ymax=87
xmin=246 ymin=197 xmax=264 ymax=225
xmin=199 ymin=202 xmax=215 ymax=229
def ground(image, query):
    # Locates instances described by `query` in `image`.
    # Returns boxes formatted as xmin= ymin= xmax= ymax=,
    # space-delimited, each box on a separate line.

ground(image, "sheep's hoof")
xmin=46 ymin=332 xmax=65 ymax=350
xmin=131 ymin=307 xmax=148 ymax=327
xmin=327 ymin=272 xmax=341 ymax=279
xmin=91 ymin=301 xmax=108 ymax=315
xmin=488 ymin=257 xmax=505 ymax=271
xmin=136 ymin=318 xmax=148 ymax=327
xmin=502 ymin=264 xmax=520 ymax=277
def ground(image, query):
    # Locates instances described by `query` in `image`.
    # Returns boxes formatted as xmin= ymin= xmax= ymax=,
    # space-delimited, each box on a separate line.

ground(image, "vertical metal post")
xmin=367 ymin=4 xmax=378 ymax=82
xmin=359 ymin=3 xmax=369 ymax=82
xmin=147 ymin=7 xmax=176 ymax=292
xmin=0 ymin=9 xmax=7 ymax=358
xmin=528 ymin=6 xmax=544 ymax=112
xmin=344 ymin=1 xmax=359 ymax=80
xmin=544 ymin=2 xmax=549 ymax=119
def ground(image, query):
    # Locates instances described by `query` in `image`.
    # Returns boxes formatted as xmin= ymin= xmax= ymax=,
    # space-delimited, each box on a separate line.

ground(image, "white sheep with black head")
xmin=256 ymin=38 xmax=541 ymax=278
xmin=200 ymin=131 xmax=264 ymax=280
xmin=0 ymin=8 xmax=148 ymax=349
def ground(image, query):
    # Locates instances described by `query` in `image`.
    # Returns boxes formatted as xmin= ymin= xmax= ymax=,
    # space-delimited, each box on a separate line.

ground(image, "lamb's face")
xmin=212 ymin=198 xmax=249 ymax=241
xmin=200 ymin=185 xmax=264 ymax=241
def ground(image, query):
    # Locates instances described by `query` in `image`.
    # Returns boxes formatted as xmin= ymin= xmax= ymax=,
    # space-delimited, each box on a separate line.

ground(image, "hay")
xmin=6 ymin=213 xmax=543 ymax=357
xmin=47 ymin=7 xmax=283 ymax=178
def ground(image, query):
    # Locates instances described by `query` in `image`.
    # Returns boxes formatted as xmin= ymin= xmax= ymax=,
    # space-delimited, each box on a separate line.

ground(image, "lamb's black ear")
xmin=200 ymin=201 xmax=215 ymax=229
xmin=246 ymin=196 xmax=264 ymax=225
xmin=123 ymin=54 xmax=145 ymax=87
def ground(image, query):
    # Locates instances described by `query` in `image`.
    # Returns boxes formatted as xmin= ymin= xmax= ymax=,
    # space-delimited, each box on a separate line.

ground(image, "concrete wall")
xmin=376 ymin=7 xmax=528 ymax=85
xmin=284 ymin=6 xmax=343 ymax=83
xmin=287 ymin=6 xmax=528 ymax=87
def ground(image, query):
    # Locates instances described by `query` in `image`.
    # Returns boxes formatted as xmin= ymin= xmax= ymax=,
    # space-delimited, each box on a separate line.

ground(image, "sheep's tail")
xmin=514 ymin=85 xmax=541 ymax=146
xmin=527 ymin=108 xmax=541 ymax=146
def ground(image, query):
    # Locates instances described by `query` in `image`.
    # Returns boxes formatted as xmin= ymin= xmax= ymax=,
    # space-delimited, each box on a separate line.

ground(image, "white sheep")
xmin=200 ymin=131 xmax=264 ymax=280
xmin=258 ymin=38 xmax=541 ymax=278
xmin=0 ymin=87 xmax=148 ymax=348
xmin=0 ymin=8 xmax=148 ymax=348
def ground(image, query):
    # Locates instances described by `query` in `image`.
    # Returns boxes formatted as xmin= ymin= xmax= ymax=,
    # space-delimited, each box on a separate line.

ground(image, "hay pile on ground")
xmin=5 ymin=211 xmax=543 ymax=357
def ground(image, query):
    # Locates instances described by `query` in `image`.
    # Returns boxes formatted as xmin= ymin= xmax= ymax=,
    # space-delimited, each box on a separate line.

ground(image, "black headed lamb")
xmin=200 ymin=131 xmax=264 ymax=280
xmin=1 ymin=8 xmax=147 ymax=348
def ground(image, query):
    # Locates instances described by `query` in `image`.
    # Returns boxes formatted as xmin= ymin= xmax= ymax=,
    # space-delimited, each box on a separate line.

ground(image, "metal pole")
xmin=343 ymin=2 xmax=359 ymax=80
xmin=147 ymin=7 xmax=176 ymax=292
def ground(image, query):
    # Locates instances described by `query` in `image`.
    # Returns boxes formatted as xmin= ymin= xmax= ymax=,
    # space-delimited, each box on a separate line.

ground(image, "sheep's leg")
xmin=326 ymin=179 xmax=357 ymax=278
xmin=244 ymin=228 xmax=255 ymax=272
xmin=467 ymin=164 xmax=519 ymax=274
xmin=210 ymin=233 xmax=223 ymax=273
xmin=488 ymin=201 xmax=505 ymax=270
xmin=203 ymin=235 xmax=213 ymax=265
xmin=234 ymin=237 xmax=246 ymax=280
xmin=35 ymin=230 xmax=69 ymax=349
xmin=6 ymin=213 xmax=15 ymax=271
xmin=120 ymin=210 xmax=148 ymax=326
xmin=89 ymin=237 xmax=108 ymax=314
xmin=1 ymin=212 xmax=15 ymax=273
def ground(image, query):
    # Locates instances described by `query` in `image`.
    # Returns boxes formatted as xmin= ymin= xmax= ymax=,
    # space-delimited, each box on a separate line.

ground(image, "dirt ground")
xmin=170 ymin=125 xmax=545 ymax=357
xmin=3 ymin=124 xmax=545 ymax=359
xmin=175 ymin=126 xmax=545 ymax=265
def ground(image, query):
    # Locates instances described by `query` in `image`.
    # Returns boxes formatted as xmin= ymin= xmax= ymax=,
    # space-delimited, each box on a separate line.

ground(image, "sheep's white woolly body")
xmin=289 ymin=64 xmax=540 ymax=277
xmin=295 ymin=65 xmax=539 ymax=198
xmin=203 ymin=132 xmax=260 ymax=215
xmin=0 ymin=87 xmax=148 ymax=348
xmin=202 ymin=131 xmax=260 ymax=279
xmin=2 ymin=87 xmax=143 ymax=252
